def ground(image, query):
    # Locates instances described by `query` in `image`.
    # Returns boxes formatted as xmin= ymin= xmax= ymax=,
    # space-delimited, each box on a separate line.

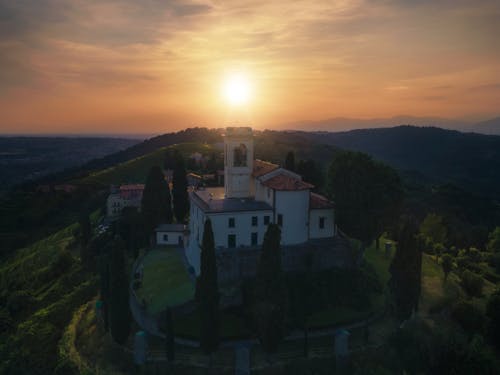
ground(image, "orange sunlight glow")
xmin=222 ymin=73 xmax=252 ymax=106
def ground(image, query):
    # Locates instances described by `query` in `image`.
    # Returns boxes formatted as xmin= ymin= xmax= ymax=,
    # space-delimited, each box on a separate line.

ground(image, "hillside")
xmin=0 ymin=137 xmax=139 ymax=194
xmin=471 ymin=117 xmax=500 ymax=135
xmin=76 ymin=142 xmax=219 ymax=187
xmin=298 ymin=126 xmax=500 ymax=199
xmin=0 ymin=220 xmax=98 ymax=374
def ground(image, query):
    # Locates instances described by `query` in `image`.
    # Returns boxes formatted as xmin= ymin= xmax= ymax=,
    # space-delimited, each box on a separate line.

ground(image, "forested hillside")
xmin=300 ymin=126 xmax=500 ymax=199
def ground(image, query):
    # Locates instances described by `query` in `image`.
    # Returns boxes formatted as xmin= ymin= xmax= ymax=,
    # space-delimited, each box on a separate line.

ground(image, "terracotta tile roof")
xmin=310 ymin=192 xmax=334 ymax=209
xmin=120 ymin=184 xmax=145 ymax=191
xmin=253 ymin=159 xmax=279 ymax=177
xmin=261 ymin=173 xmax=314 ymax=191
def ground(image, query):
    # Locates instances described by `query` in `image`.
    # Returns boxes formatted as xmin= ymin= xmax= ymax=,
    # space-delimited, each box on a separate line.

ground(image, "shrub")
xmin=50 ymin=249 xmax=75 ymax=278
xmin=488 ymin=252 xmax=500 ymax=274
xmin=460 ymin=270 xmax=484 ymax=299
xmin=451 ymin=300 xmax=484 ymax=335
xmin=0 ymin=307 xmax=13 ymax=332
xmin=486 ymin=290 xmax=500 ymax=348
xmin=7 ymin=290 xmax=36 ymax=315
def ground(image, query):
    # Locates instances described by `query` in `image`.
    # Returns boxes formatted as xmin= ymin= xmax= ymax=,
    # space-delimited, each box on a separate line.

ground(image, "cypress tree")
xmin=172 ymin=154 xmax=189 ymax=223
xmin=254 ymin=224 xmax=287 ymax=354
xmin=99 ymin=253 xmax=110 ymax=332
xmin=285 ymin=151 xmax=295 ymax=171
xmin=198 ymin=219 xmax=219 ymax=356
xmin=165 ymin=308 xmax=175 ymax=362
xmin=109 ymin=236 xmax=131 ymax=344
xmin=142 ymin=165 xmax=172 ymax=234
xmin=389 ymin=216 xmax=422 ymax=320
xmin=78 ymin=211 xmax=92 ymax=265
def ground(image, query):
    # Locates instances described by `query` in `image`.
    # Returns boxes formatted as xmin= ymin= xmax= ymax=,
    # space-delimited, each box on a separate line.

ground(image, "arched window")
xmin=233 ymin=143 xmax=247 ymax=167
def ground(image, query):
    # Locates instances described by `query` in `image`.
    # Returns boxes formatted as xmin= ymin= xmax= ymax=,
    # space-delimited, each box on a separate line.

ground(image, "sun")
xmin=222 ymin=73 xmax=252 ymax=106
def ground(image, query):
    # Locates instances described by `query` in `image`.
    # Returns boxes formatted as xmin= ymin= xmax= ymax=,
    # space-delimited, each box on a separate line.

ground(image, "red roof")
xmin=253 ymin=159 xmax=279 ymax=177
xmin=310 ymin=192 xmax=334 ymax=209
xmin=261 ymin=174 xmax=314 ymax=191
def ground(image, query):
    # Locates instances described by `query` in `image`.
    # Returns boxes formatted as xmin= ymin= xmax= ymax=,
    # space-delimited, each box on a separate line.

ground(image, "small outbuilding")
xmin=155 ymin=224 xmax=187 ymax=246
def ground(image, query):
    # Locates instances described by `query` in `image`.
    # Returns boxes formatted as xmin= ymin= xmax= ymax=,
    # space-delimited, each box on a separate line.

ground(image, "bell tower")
xmin=224 ymin=127 xmax=254 ymax=198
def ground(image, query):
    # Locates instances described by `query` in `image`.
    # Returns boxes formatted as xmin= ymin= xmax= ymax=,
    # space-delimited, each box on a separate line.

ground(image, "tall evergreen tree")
xmin=99 ymin=252 xmax=110 ymax=332
xmin=118 ymin=207 xmax=146 ymax=258
xmin=109 ymin=236 xmax=131 ymax=344
xmin=327 ymin=151 xmax=403 ymax=252
xmin=285 ymin=151 xmax=295 ymax=171
xmin=142 ymin=165 xmax=172 ymax=234
xmin=172 ymin=154 xmax=189 ymax=222
xmin=165 ymin=308 xmax=175 ymax=362
xmin=78 ymin=211 xmax=91 ymax=265
xmin=297 ymin=159 xmax=323 ymax=188
xmin=254 ymin=224 xmax=287 ymax=354
xmin=197 ymin=219 xmax=219 ymax=356
xmin=389 ymin=216 xmax=422 ymax=320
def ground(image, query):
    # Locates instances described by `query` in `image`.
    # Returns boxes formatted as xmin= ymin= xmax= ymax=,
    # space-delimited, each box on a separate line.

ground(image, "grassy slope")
xmin=76 ymin=142 xmax=217 ymax=187
xmin=134 ymin=247 xmax=195 ymax=314
xmin=0 ymin=221 xmax=98 ymax=374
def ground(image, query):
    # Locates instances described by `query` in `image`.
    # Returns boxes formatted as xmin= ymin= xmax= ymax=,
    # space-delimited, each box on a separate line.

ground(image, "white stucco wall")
xmin=206 ymin=210 xmax=273 ymax=249
xmin=106 ymin=194 xmax=141 ymax=217
xmin=254 ymin=180 xmax=274 ymax=206
xmin=224 ymin=131 xmax=254 ymax=198
xmin=309 ymin=208 xmax=335 ymax=239
xmin=186 ymin=199 xmax=273 ymax=275
xmin=156 ymin=231 xmax=185 ymax=246
xmin=274 ymin=190 xmax=310 ymax=245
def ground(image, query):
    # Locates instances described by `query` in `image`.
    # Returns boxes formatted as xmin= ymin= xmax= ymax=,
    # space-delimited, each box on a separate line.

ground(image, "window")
xmin=228 ymin=234 xmax=236 ymax=248
xmin=163 ymin=234 xmax=169 ymax=241
xmin=319 ymin=217 xmax=325 ymax=229
xmin=277 ymin=214 xmax=283 ymax=226
xmin=251 ymin=232 xmax=258 ymax=246
xmin=264 ymin=215 xmax=270 ymax=225
xmin=228 ymin=217 xmax=235 ymax=228
xmin=233 ymin=144 xmax=247 ymax=167
xmin=252 ymin=216 xmax=258 ymax=226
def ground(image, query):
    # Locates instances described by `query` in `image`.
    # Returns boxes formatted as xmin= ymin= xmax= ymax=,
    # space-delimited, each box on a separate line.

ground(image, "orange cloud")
xmin=0 ymin=0 xmax=499 ymax=133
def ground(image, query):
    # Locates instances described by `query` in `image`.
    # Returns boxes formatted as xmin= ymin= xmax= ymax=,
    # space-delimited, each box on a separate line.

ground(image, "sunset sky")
xmin=1 ymin=0 xmax=499 ymax=134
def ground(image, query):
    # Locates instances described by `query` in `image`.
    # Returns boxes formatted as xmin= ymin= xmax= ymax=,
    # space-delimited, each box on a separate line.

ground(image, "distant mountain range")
xmin=280 ymin=115 xmax=500 ymax=135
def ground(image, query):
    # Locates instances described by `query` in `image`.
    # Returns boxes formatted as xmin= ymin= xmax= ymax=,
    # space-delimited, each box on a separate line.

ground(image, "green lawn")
xmin=134 ymin=247 xmax=195 ymax=314
xmin=364 ymin=236 xmax=394 ymax=285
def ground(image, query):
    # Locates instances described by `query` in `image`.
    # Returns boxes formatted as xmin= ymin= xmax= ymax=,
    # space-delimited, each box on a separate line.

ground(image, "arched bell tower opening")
xmin=224 ymin=127 xmax=254 ymax=198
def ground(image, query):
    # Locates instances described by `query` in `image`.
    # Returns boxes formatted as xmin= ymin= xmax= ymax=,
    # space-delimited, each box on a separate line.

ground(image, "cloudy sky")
xmin=1 ymin=0 xmax=499 ymax=134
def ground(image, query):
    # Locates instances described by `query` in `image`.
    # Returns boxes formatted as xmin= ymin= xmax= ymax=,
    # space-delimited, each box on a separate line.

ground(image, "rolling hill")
xmin=299 ymin=126 xmax=500 ymax=199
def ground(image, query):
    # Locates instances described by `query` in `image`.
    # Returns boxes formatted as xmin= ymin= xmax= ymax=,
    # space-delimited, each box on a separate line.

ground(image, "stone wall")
xmin=216 ymin=235 xmax=355 ymax=285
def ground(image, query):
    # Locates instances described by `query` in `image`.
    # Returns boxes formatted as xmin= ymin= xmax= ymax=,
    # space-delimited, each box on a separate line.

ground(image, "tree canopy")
xmin=109 ymin=236 xmax=131 ymax=344
xmin=389 ymin=216 xmax=422 ymax=320
xmin=487 ymin=227 xmax=500 ymax=253
xmin=285 ymin=151 xmax=295 ymax=171
xmin=254 ymin=224 xmax=287 ymax=354
xmin=197 ymin=219 xmax=219 ymax=355
xmin=419 ymin=213 xmax=448 ymax=246
xmin=327 ymin=151 xmax=403 ymax=246
xmin=141 ymin=165 xmax=172 ymax=233
xmin=172 ymin=153 xmax=189 ymax=222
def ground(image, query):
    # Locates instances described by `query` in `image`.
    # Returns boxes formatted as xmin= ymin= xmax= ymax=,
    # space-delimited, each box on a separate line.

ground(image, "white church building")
xmin=185 ymin=127 xmax=337 ymax=276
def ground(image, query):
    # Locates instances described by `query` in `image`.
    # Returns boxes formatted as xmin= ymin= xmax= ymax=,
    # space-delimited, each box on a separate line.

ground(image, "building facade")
xmin=106 ymin=184 xmax=145 ymax=218
xmin=186 ymin=127 xmax=337 ymax=276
